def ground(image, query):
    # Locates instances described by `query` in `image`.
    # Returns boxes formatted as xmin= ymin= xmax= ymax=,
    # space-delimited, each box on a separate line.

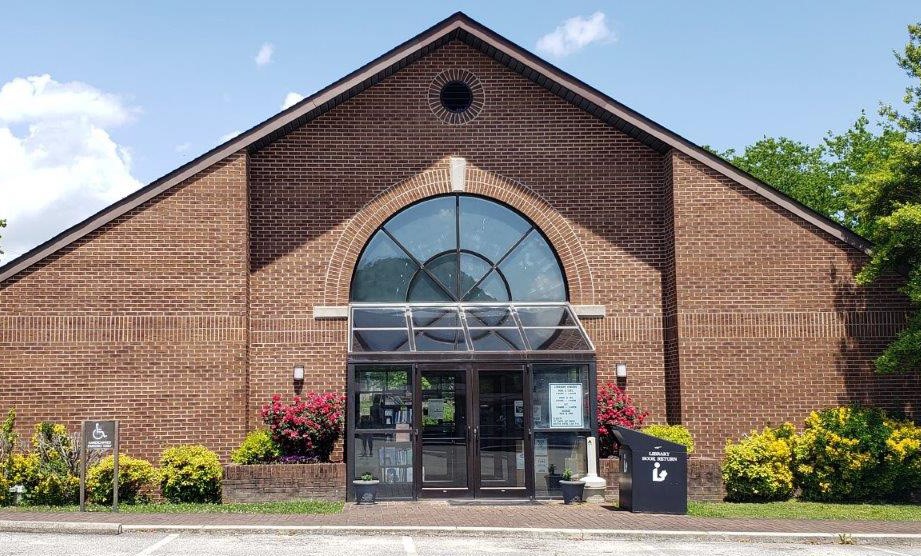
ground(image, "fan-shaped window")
xmin=351 ymin=195 xmax=566 ymax=303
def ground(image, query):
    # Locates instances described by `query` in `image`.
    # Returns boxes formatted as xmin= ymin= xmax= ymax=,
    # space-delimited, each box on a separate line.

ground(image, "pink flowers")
xmin=597 ymin=383 xmax=648 ymax=458
xmin=261 ymin=392 xmax=345 ymax=462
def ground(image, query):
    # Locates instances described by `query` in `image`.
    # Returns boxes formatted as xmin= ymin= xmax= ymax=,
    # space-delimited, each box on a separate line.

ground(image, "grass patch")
xmin=0 ymin=500 xmax=343 ymax=515
xmin=688 ymin=500 xmax=921 ymax=521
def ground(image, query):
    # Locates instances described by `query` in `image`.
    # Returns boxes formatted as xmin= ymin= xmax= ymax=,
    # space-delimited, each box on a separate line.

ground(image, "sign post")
xmin=80 ymin=420 xmax=119 ymax=512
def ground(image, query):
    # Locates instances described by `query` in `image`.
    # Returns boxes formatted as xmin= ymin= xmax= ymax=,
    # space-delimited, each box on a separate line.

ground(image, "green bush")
xmin=159 ymin=445 xmax=222 ymax=503
xmin=0 ymin=472 xmax=9 ymax=506
xmin=231 ymin=430 xmax=280 ymax=465
xmin=642 ymin=424 xmax=695 ymax=453
xmin=880 ymin=419 xmax=921 ymax=501
xmin=722 ymin=423 xmax=796 ymax=502
xmin=9 ymin=452 xmax=79 ymax=506
xmin=87 ymin=455 xmax=159 ymax=505
xmin=793 ymin=407 xmax=891 ymax=502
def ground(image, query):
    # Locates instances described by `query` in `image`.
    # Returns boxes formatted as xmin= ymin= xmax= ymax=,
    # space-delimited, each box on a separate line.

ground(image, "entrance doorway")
xmin=417 ymin=365 xmax=530 ymax=498
xmin=348 ymin=360 xmax=595 ymax=501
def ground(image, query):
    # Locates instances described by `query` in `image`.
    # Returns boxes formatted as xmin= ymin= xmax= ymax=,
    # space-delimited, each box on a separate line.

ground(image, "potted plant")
xmin=353 ymin=472 xmax=380 ymax=504
xmin=559 ymin=468 xmax=584 ymax=504
xmin=545 ymin=463 xmax=563 ymax=492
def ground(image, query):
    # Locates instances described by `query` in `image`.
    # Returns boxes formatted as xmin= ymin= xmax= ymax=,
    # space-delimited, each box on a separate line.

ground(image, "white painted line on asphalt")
xmin=638 ymin=542 xmax=668 ymax=556
xmin=134 ymin=533 xmax=179 ymax=556
xmin=863 ymin=547 xmax=913 ymax=556
xmin=402 ymin=536 xmax=418 ymax=555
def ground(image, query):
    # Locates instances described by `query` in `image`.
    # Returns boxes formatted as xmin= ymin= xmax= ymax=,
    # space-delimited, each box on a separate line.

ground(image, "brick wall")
xmin=222 ymin=463 xmax=346 ymax=503
xmin=247 ymin=40 xmax=669 ymax=424
xmin=0 ymin=155 xmax=250 ymax=462
xmin=668 ymin=150 xmax=920 ymax=456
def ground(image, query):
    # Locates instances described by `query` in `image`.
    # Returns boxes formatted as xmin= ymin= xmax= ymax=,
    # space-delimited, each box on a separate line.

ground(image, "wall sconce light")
xmin=293 ymin=365 xmax=305 ymax=382
xmin=615 ymin=362 xmax=627 ymax=378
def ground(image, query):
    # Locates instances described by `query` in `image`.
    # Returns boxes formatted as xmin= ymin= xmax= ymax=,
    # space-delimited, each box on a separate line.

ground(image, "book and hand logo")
xmin=652 ymin=462 xmax=668 ymax=482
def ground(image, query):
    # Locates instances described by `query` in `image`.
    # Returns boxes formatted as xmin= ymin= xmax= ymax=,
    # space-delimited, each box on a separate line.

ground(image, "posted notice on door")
xmin=548 ymin=383 xmax=583 ymax=428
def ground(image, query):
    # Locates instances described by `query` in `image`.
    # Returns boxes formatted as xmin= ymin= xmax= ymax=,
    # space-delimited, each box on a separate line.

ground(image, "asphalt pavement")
xmin=2 ymin=532 xmax=921 ymax=556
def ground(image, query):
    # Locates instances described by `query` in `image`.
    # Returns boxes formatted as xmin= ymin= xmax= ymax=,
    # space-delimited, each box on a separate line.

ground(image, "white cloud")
xmin=174 ymin=142 xmax=191 ymax=153
xmin=0 ymin=74 xmax=142 ymax=263
xmin=535 ymin=12 xmax=615 ymax=58
xmin=254 ymin=43 xmax=274 ymax=67
xmin=281 ymin=92 xmax=303 ymax=110
xmin=218 ymin=130 xmax=241 ymax=143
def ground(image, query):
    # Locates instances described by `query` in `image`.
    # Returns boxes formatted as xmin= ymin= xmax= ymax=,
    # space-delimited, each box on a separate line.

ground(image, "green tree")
xmin=845 ymin=22 xmax=921 ymax=373
xmin=717 ymin=137 xmax=843 ymax=222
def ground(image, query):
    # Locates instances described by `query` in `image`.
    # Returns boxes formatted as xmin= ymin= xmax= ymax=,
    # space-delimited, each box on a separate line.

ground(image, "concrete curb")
xmin=0 ymin=519 xmax=122 ymax=535
xmin=113 ymin=524 xmax=921 ymax=545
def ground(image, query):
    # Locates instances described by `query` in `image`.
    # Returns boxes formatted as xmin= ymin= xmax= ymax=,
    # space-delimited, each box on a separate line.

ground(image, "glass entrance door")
xmin=417 ymin=369 xmax=470 ymax=497
xmin=474 ymin=368 xmax=530 ymax=498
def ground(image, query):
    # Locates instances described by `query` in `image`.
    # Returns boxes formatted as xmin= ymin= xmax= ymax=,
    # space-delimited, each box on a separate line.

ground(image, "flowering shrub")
xmin=642 ymin=424 xmax=695 ymax=453
xmin=261 ymin=392 xmax=345 ymax=462
xmin=722 ymin=423 xmax=796 ymax=502
xmin=596 ymin=383 xmax=647 ymax=458
xmin=793 ymin=407 xmax=889 ymax=502
xmin=880 ymin=419 xmax=921 ymax=501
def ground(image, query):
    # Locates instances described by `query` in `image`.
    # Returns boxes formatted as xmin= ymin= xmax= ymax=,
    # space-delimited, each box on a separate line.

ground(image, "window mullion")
xmin=461 ymin=227 xmax=534 ymax=300
xmin=381 ymin=227 xmax=456 ymax=301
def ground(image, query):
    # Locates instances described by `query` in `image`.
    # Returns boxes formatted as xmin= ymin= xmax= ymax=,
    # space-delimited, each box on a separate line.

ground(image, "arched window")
xmin=351 ymin=195 xmax=566 ymax=303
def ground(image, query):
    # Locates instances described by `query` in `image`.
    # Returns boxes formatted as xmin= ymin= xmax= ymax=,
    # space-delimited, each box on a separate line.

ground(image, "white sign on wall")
xmin=549 ymin=383 xmax=583 ymax=428
xmin=428 ymin=399 xmax=445 ymax=420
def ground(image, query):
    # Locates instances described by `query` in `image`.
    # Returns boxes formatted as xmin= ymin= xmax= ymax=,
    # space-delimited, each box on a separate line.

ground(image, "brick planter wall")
xmin=600 ymin=456 xmax=724 ymax=502
xmin=222 ymin=463 xmax=345 ymax=503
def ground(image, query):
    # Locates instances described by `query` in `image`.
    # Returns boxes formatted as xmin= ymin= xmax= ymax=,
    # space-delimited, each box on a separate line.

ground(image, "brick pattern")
xmin=668 ymin=150 xmax=920 ymax=457
xmin=0 ymin=155 xmax=250 ymax=462
xmin=222 ymin=463 xmax=346 ymax=503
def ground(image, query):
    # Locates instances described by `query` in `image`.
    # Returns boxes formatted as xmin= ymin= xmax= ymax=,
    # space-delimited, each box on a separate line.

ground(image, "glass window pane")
xmin=354 ymin=368 xmax=412 ymax=430
xmin=463 ymin=269 xmax=510 ymax=302
xmin=352 ymin=308 xmax=406 ymax=328
xmin=352 ymin=433 xmax=414 ymax=500
xmin=427 ymin=253 xmax=458 ymax=300
xmin=459 ymin=196 xmax=531 ymax=263
xmin=533 ymin=432 xmax=588 ymax=498
xmin=414 ymin=330 xmax=467 ymax=351
xmin=517 ymin=306 xmax=574 ymax=327
xmin=351 ymin=231 xmax=419 ymax=302
xmin=470 ymin=328 xmax=526 ymax=351
xmin=352 ymin=330 xmax=410 ymax=352
xmin=411 ymin=307 xmax=459 ymax=328
xmin=499 ymin=233 xmax=566 ymax=301
xmin=458 ymin=253 xmax=493 ymax=298
xmin=464 ymin=306 xmax=514 ymax=327
xmin=385 ymin=196 xmax=456 ymax=263
xmin=532 ymin=364 xmax=590 ymax=430
xmin=407 ymin=271 xmax=454 ymax=302
xmin=523 ymin=328 xmax=592 ymax=351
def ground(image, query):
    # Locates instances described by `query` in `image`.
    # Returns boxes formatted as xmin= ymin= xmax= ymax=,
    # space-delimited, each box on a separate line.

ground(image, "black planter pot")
xmin=545 ymin=473 xmax=563 ymax=493
xmin=559 ymin=480 xmax=585 ymax=504
xmin=353 ymin=480 xmax=379 ymax=504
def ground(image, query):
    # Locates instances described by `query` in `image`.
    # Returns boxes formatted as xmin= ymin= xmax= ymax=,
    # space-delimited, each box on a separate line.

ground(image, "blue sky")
xmin=0 ymin=1 xmax=918 ymax=262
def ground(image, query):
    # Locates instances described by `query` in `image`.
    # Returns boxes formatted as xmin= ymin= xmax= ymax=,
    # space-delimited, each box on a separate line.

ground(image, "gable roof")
xmin=0 ymin=12 xmax=872 ymax=284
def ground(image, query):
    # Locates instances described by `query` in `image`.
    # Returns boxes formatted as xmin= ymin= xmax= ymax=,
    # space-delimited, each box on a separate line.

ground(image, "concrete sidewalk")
xmin=1 ymin=502 xmax=920 ymax=544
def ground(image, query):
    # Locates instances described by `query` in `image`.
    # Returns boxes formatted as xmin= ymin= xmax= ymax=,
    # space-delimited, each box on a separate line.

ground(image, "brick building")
xmin=1 ymin=13 xmax=918 ymax=500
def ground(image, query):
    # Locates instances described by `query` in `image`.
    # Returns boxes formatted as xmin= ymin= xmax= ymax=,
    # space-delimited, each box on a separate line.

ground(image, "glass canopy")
xmin=349 ymin=303 xmax=594 ymax=354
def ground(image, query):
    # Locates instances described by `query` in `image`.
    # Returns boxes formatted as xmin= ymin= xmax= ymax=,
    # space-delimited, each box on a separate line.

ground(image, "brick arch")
xmin=322 ymin=163 xmax=595 ymax=306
